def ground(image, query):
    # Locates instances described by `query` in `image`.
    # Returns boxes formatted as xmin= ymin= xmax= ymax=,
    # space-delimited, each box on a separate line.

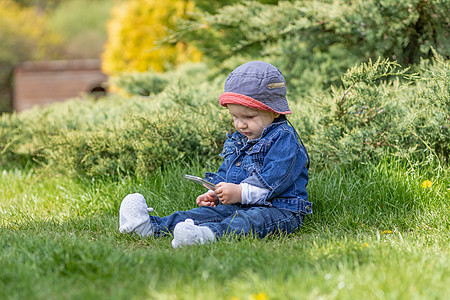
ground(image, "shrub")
xmin=111 ymin=72 xmax=169 ymax=97
xmin=0 ymin=57 xmax=448 ymax=177
xmin=48 ymin=102 xmax=229 ymax=178
xmin=0 ymin=64 xmax=229 ymax=177
xmin=306 ymin=54 xmax=449 ymax=169
xmin=406 ymin=53 xmax=450 ymax=160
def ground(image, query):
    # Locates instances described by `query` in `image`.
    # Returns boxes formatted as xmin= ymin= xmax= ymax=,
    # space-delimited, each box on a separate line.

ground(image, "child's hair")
xmin=219 ymin=61 xmax=291 ymax=115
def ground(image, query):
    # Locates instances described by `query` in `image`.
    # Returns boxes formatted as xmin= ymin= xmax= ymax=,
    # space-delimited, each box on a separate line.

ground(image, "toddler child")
xmin=119 ymin=61 xmax=312 ymax=248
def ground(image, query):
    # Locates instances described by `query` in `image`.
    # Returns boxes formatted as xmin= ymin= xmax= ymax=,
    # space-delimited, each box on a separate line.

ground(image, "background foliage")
xmin=5 ymin=0 xmax=447 ymax=112
xmin=0 ymin=0 xmax=449 ymax=176
xmin=306 ymin=54 xmax=449 ymax=168
xmin=0 ymin=64 xmax=229 ymax=177
xmin=101 ymin=0 xmax=202 ymax=75
xmin=177 ymin=0 xmax=449 ymax=97
xmin=0 ymin=55 xmax=448 ymax=178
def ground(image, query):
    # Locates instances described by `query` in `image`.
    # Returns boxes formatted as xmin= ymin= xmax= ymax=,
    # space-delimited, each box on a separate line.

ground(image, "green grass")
xmin=1 ymin=160 xmax=449 ymax=300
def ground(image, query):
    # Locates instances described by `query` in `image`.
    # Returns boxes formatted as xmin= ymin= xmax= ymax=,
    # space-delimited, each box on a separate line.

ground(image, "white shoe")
xmin=171 ymin=219 xmax=215 ymax=248
xmin=119 ymin=193 xmax=154 ymax=237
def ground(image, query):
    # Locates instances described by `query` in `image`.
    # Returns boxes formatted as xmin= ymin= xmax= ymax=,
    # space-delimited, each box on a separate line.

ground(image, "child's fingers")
xmin=215 ymin=185 xmax=223 ymax=195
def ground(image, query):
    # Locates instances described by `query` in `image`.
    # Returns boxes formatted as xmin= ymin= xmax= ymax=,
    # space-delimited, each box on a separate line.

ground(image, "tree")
xmin=176 ymin=0 xmax=449 ymax=96
xmin=101 ymin=0 xmax=202 ymax=75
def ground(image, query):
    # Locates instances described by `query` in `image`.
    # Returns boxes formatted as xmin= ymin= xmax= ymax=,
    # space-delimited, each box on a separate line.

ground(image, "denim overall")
xmin=149 ymin=117 xmax=312 ymax=238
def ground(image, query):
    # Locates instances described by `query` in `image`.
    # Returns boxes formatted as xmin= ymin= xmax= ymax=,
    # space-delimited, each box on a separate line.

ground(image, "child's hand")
xmin=215 ymin=182 xmax=242 ymax=205
xmin=196 ymin=190 xmax=219 ymax=207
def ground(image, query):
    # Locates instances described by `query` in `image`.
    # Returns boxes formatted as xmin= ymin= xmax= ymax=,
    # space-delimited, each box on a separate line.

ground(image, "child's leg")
xmin=151 ymin=204 xmax=246 ymax=235
xmin=155 ymin=205 xmax=249 ymax=248
xmin=119 ymin=193 xmax=242 ymax=237
xmin=119 ymin=193 xmax=302 ymax=244
xmin=171 ymin=206 xmax=302 ymax=248
xmin=201 ymin=206 xmax=303 ymax=238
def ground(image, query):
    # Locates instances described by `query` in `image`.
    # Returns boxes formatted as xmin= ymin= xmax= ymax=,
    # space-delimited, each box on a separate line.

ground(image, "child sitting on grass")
xmin=119 ymin=61 xmax=312 ymax=248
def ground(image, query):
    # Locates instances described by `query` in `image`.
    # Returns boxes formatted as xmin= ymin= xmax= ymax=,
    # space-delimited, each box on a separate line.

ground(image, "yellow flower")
xmin=360 ymin=243 xmax=370 ymax=249
xmin=250 ymin=293 xmax=268 ymax=300
xmin=382 ymin=230 xmax=393 ymax=234
xmin=421 ymin=180 xmax=432 ymax=188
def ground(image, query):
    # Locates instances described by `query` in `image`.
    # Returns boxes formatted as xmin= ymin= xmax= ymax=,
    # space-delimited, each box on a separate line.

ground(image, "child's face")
xmin=227 ymin=104 xmax=280 ymax=140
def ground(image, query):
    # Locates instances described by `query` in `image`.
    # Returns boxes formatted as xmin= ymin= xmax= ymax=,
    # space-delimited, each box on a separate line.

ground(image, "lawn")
xmin=1 ymin=160 xmax=448 ymax=300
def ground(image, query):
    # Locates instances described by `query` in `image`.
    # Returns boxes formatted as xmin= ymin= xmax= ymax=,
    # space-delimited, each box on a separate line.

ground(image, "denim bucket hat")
xmin=219 ymin=61 xmax=291 ymax=114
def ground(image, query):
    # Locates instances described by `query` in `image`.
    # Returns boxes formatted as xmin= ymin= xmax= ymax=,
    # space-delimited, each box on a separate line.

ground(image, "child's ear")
xmin=273 ymin=113 xmax=280 ymax=119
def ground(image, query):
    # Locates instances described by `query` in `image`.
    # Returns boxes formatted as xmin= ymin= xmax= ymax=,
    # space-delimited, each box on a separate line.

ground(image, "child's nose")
xmin=238 ymin=120 xmax=247 ymax=128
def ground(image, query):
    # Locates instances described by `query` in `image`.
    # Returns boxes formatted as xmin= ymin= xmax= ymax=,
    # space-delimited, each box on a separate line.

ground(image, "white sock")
xmin=119 ymin=193 xmax=154 ymax=237
xmin=171 ymin=219 xmax=215 ymax=249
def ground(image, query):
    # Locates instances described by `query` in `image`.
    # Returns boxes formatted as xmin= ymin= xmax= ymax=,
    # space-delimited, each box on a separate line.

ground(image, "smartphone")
xmin=184 ymin=174 xmax=216 ymax=191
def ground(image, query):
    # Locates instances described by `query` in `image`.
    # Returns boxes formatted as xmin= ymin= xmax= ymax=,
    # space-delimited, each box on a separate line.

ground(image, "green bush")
xmin=0 ymin=56 xmax=448 ymax=177
xmin=111 ymin=72 xmax=169 ymax=97
xmin=49 ymin=104 xmax=229 ymax=178
xmin=406 ymin=53 xmax=450 ymax=159
xmin=0 ymin=64 xmax=229 ymax=177
xmin=305 ymin=54 xmax=449 ymax=168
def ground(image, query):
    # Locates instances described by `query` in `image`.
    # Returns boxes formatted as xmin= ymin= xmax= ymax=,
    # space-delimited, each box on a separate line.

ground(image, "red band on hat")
xmin=219 ymin=92 xmax=292 ymax=114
